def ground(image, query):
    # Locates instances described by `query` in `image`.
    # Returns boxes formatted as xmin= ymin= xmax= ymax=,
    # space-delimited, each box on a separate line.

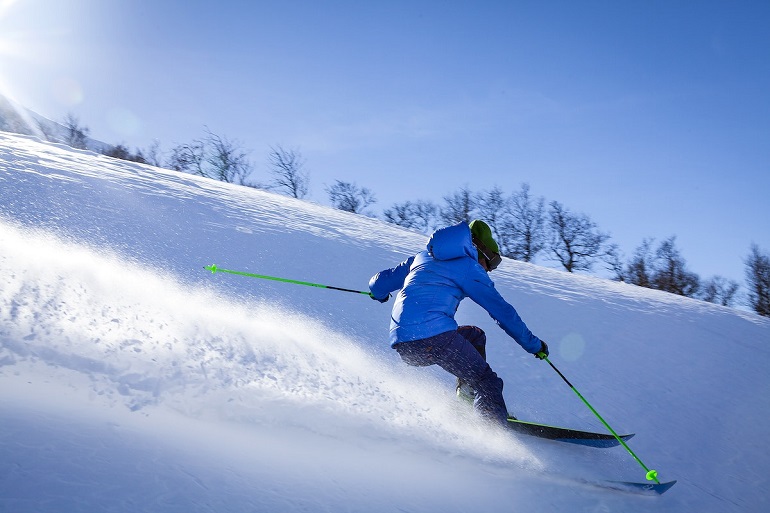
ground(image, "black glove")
xmin=534 ymin=340 xmax=549 ymax=360
xmin=370 ymin=293 xmax=390 ymax=303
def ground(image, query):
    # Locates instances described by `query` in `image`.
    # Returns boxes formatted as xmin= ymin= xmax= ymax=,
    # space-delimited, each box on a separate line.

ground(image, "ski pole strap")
xmin=205 ymin=264 xmax=373 ymax=297
xmin=543 ymin=356 xmax=661 ymax=484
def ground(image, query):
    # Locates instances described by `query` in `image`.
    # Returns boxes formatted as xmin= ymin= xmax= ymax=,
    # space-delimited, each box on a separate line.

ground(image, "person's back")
xmin=371 ymin=221 xmax=483 ymax=345
xmin=369 ymin=220 xmax=548 ymax=425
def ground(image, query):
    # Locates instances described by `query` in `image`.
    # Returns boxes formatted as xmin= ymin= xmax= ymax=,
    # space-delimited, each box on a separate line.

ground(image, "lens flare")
xmin=558 ymin=332 xmax=586 ymax=361
xmin=106 ymin=106 xmax=142 ymax=137
xmin=51 ymin=76 xmax=84 ymax=107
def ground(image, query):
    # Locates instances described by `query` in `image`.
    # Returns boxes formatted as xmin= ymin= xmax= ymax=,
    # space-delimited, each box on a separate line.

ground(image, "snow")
xmin=1 ymin=131 xmax=769 ymax=512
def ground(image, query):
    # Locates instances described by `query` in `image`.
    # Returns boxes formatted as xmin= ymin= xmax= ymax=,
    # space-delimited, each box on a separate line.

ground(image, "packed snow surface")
xmin=1 ymin=132 xmax=769 ymax=512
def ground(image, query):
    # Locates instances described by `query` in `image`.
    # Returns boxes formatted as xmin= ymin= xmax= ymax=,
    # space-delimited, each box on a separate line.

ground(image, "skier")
xmin=369 ymin=219 xmax=548 ymax=426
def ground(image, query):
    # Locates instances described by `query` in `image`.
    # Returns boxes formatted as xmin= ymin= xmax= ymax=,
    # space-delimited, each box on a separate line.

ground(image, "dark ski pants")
xmin=394 ymin=326 xmax=508 ymax=426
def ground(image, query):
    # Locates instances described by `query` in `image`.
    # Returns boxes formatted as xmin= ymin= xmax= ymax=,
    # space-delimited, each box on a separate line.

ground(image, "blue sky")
xmin=1 ymin=0 xmax=768 ymax=288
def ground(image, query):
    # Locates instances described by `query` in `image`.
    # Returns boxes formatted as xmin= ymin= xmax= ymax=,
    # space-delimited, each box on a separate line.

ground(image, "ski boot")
xmin=456 ymin=378 xmax=475 ymax=405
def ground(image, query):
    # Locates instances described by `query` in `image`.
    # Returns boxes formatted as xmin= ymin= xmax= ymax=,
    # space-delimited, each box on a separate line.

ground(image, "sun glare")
xmin=0 ymin=0 xmax=21 ymax=16
xmin=0 ymin=0 xmax=47 ymax=135
xmin=0 ymin=0 xmax=92 ymax=111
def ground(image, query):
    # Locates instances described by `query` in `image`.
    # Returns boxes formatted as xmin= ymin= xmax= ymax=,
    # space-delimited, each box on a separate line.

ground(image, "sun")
xmin=0 ymin=0 xmax=21 ymax=15
xmin=0 ymin=0 xmax=95 ymax=112
xmin=0 ymin=0 xmax=50 ymax=134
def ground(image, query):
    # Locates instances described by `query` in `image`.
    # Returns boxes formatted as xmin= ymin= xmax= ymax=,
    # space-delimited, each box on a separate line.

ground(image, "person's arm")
xmin=462 ymin=267 xmax=543 ymax=354
xmin=368 ymin=256 xmax=415 ymax=301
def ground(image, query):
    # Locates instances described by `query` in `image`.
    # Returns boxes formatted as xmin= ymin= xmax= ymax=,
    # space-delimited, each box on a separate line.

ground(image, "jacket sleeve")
xmin=369 ymin=256 xmax=415 ymax=300
xmin=461 ymin=265 xmax=542 ymax=354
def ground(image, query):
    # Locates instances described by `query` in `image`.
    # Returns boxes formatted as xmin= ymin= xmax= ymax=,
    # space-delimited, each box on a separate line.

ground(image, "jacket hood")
xmin=426 ymin=222 xmax=477 ymax=261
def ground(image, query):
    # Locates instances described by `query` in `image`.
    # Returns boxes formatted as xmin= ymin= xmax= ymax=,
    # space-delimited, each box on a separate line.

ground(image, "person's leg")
xmin=431 ymin=331 xmax=508 ymax=425
xmin=455 ymin=326 xmax=487 ymax=400
xmin=393 ymin=339 xmax=436 ymax=367
xmin=457 ymin=325 xmax=486 ymax=359
xmin=393 ymin=331 xmax=509 ymax=425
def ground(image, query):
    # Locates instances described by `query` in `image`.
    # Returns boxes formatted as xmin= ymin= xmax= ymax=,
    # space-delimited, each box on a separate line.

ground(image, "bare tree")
xmin=167 ymin=129 xmax=252 ymax=185
xmin=383 ymin=201 xmax=415 ymax=227
xmin=63 ymin=113 xmax=89 ymax=149
xmin=502 ymin=183 xmax=546 ymax=262
xmin=650 ymin=237 xmax=700 ymax=297
xmin=701 ymin=276 xmax=740 ymax=307
xmin=384 ymin=199 xmax=438 ymax=233
xmin=144 ymin=140 xmax=164 ymax=167
xmin=102 ymin=144 xmax=146 ymax=163
xmin=475 ymin=186 xmax=507 ymax=238
xmin=547 ymin=201 xmax=611 ymax=273
xmin=412 ymin=200 xmax=440 ymax=233
xmin=624 ymin=238 xmax=656 ymax=287
xmin=167 ymin=140 xmax=205 ymax=175
xmin=204 ymin=129 xmax=252 ymax=184
xmin=604 ymin=242 xmax=625 ymax=281
xmin=267 ymin=145 xmax=309 ymax=198
xmin=745 ymin=244 xmax=770 ymax=316
xmin=440 ymin=186 xmax=476 ymax=225
xmin=326 ymin=180 xmax=377 ymax=214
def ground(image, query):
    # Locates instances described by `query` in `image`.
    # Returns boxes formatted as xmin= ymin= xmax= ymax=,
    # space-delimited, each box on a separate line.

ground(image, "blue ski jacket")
xmin=369 ymin=221 xmax=542 ymax=353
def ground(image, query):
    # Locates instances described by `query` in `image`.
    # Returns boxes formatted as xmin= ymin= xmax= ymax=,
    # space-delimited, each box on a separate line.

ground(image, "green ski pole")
xmin=538 ymin=353 xmax=662 ymax=484
xmin=205 ymin=264 xmax=373 ymax=297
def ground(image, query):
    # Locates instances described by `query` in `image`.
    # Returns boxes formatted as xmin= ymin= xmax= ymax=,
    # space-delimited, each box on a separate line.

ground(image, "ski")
xmin=506 ymin=418 xmax=634 ymax=448
xmin=536 ymin=470 xmax=677 ymax=496
xmin=591 ymin=479 xmax=677 ymax=495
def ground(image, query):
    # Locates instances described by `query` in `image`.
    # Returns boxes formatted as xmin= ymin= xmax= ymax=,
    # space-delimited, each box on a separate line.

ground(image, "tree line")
xmin=8 ymin=110 xmax=769 ymax=317
xmin=384 ymin=183 xmax=768 ymax=315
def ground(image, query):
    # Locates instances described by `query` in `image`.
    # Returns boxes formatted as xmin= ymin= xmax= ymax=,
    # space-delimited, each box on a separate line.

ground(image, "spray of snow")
xmin=0 ymin=219 xmax=541 ymax=469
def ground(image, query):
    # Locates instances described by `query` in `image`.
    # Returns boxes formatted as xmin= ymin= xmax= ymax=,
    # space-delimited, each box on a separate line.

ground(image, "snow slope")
xmin=1 ymin=131 xmax=769 ymax=512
